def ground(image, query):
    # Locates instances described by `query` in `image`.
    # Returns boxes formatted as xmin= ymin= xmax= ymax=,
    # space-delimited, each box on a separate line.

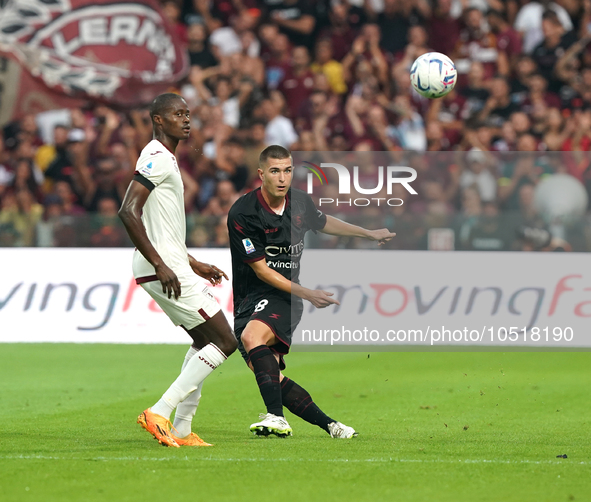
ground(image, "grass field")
xmin=0 ymin=344 xmax=589 ymax=502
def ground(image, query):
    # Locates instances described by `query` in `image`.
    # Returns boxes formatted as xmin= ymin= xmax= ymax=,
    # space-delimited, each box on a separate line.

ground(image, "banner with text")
xmin=0 ymin=0 xmax=188 ymax=121
xmin=0 ymin=249 xmax=589 ymax=347
xmin=297 ymin=250 xmax=590 ymax=348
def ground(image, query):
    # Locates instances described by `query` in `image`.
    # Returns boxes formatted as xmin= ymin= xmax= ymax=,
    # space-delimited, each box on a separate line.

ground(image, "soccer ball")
xmin=410 ymin=52 xmax=457 ymax=99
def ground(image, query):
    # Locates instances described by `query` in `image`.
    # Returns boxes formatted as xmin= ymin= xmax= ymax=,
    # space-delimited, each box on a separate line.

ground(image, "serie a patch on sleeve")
xmin=138 ymin=161 xmax=153 ymax=177
xmin=242 ymin=238 xmax=255 ymax=254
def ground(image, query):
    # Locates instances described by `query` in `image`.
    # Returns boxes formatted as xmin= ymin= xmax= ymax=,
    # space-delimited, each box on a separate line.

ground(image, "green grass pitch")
xmin=1 ymin=344 xmax=589 ymax=502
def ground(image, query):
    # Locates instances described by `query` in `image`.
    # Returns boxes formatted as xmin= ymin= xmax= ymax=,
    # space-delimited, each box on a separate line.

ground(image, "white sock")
xmin=151 ymin=343 xmax=226 ymax=420
xmin=173 ymin=346 xmax=203 ymax=437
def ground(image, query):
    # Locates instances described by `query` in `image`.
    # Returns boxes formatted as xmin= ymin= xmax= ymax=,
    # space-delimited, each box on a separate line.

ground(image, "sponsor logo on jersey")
xmin=265 ymin=240 xmax=304 ymax=257
xmin=265 ymin=227 xmax=279 ymax=234
xmin=242 ymin=238 xmax=256 ymax=254
xmin=267 ymin=260 xmax=299 ymax=269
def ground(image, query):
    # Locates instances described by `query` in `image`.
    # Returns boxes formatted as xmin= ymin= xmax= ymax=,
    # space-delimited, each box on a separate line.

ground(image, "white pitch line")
xmin=0 ymin=455 xmax=588 ymax=466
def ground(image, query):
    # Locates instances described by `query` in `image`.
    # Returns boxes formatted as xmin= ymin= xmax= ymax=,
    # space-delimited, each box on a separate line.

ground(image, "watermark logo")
xmin=302 ymin=161 xmax=328 ymax=186
xmin=302 ymin=162 xmax=418 ymax=207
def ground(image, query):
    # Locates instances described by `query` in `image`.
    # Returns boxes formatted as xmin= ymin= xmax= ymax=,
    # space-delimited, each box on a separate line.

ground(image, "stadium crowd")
xmin=1 ymin=0 xmax=591 ymax=250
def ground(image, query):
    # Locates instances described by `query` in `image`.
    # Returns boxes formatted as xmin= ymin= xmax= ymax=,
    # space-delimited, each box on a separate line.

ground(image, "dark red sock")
xmin=281 ymin=377 xmax=334 ymax=433
xmin=248 ymin=345 xmax=283 ymax=416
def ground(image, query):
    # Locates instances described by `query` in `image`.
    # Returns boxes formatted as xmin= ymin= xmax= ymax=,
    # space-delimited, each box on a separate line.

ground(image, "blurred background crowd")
xmin=2 ymin=0 xmax=591 ymax=250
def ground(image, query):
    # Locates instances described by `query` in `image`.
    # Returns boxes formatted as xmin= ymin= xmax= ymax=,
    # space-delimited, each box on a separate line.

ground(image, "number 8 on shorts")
xmin=254 ymin=299 xmax=268 ymax=312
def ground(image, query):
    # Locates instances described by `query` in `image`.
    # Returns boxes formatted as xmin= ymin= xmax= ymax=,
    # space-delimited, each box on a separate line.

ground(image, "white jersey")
xmin=132 ymin=139 xmax=193 ymax=282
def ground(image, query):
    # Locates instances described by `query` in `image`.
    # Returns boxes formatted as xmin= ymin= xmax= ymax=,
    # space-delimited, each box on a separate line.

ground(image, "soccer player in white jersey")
xmin=118 ymin=93 xmax=237 ymax=448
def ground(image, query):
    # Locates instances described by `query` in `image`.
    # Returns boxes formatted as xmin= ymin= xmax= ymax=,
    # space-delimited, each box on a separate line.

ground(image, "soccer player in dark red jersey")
xmin=227 ymin=145 xmax=395 ymax=437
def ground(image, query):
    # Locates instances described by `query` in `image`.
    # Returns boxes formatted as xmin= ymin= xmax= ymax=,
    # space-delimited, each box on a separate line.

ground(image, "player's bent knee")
xmin=241 ymin=330 xmax=262 ymax=352
xmin=241 ymin=321 xmax=276 ymax=352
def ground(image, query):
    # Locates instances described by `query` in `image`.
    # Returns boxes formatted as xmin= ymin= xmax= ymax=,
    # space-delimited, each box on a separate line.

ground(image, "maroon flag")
xmin=0 ymin=0 xmax=189 ymax=122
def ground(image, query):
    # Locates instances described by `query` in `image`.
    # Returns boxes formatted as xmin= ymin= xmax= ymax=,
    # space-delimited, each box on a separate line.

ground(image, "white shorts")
xmin=140 ymin=276 xmax=221 ymax=330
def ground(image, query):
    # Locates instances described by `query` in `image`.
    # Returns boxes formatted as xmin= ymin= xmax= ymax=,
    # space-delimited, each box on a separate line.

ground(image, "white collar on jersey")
xmin=273 ymin=199 xmax=286 ymax=215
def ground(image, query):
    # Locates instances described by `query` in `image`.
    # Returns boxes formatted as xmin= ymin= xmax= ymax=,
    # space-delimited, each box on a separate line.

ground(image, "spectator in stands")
xmin=465 ymin=201 xmax=512 ymax=250
xmin=486 ymin=8 xmax=522 ymax=73
xmin=376 ymin=0 xmax=428 ymax=58
xmin=342 ymin=24 xmax=389 ymax=89
xmin=212 ymin=214 xmax=230 ymax=247
xmin=426 ymin=121 xmax=452 ymax=151
xmin=426 ymin=88 xmax=467 ymax=147
xmin=514 ymin=0 xmax=573 ymax=54
xmin=11 ymin=158 xmax=43 ymax=202
xmin=524 ymin=73 xmax=562 ymax=113
xmin=192 ymin=69 xmax=241 ymax=128
xmin=456 ymin=186 xmax=483 ymax=249
xmin=264 ymin=33 xmax=292 ymax=89
xmin=90 ymin=196 xmax=130 ymax=247
xmin=459 ymin=149 xmax=497 ymax=202
xmin=562 ymin=107 xmax=591 ymax=153
xmin=162 ymin=0 xmax=188 ymax=44
xmin=202 ymin=180 xmax=239 ymax=217
xmin=532 ymin=10 xmax=577 ymax=93
xmin=388 ymin=96 xmax=427 ymax=150
xmin=0 ymin=189 xmax=43 ymax=246
xmin=510 ymin=112 xmax=534 ymax=138
xmin=81 ymin=157 xmax=129 ymax=212
xmin=44 ymin=125 xmax=76 ymax=188
xmin=311 ymin=38 xmax=348 ymax=95
xmin=428 ymin=0 xmax=462 ymax=57
xmin=543 ymin=107 xmax=574 ymax=151
xmin=318 ymin=1 xmax=358 ymax=61
xmin=265 ymin=0 xmax=316 ymax=50
xmin=498 ymin=140 xmax=554 ymax=209
xmin=392 ymin=25 xmax=431 ymax=76
xmin=454 ymin=7 xmax=499 ymax=81
xmin=260 ymin=91 xmax=298 ymax=148
xmin=187 ymin=22 xmax=218 ymax=68
xmin=458 ymin=61 xmax=490 ymax=118
xmin=278 ymin=46 xmax=315 ymax=118
xmin=511 ymin=55 xmax=539 ymax=105
xmin=214 ymin=136 xmax=249 ymax=191
xmin=479 ymin=76 xmax=521 ymax=130
xmin=243 ymin=119 xmax=268 ymax=181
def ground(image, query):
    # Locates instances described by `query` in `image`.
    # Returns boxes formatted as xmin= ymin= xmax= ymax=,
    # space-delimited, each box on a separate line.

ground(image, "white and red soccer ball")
xmin=410 ymin=52 xmax=457 ymax=99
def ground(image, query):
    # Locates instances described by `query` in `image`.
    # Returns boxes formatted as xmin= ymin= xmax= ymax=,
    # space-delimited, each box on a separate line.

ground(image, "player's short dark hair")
xmin=149 ymin=93 xmax=184 ymax=121
xmin=259 ymin=145 xmax=291 ymax=169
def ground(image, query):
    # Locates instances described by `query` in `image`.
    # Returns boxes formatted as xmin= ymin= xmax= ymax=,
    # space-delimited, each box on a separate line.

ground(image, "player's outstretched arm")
xmin=188 ymin=254 xmax=228 ymax=286
xmin=319 ymin=215 xmax=395 ymax=245
xmin=249 ymin=259 xmax=339 ymax=309
xmin=118 ymin=181 xmax=181 ymax=299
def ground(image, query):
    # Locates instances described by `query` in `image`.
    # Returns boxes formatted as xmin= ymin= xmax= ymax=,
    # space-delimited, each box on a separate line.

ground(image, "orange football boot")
xmin=171 ymin=432 xmax=213 ymax=447
xmin=137 ymin=409 xmax=180 ymax=448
